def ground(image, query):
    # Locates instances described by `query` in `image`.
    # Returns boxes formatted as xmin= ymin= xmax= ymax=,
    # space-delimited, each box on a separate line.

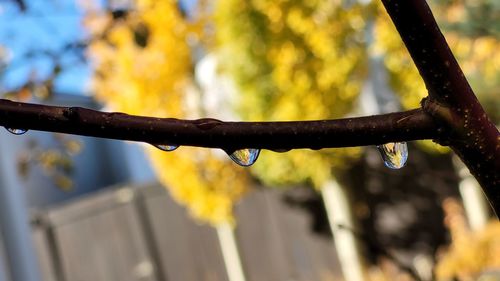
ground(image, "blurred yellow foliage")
xmin=215 ymin=0 xmax=366 ymax=188
xmin=435 ymin=199 xmax=500 ymax=281
xmin=87 ymin=1 xmax=192 ymax=117
xmin=86 ymin=0 xmax=248 ymax=225
xmin=373 ymin=1 xmax=500 ymax=122
xmin=373 ymin=1 xmax=500 ymax=152
xmin=147 ymin=147 xmax=247 ymax=225
xmin=363 ymin=199 xmax=500 ymax=281
xmin=86 ymin=0 xmax=500 ymax=224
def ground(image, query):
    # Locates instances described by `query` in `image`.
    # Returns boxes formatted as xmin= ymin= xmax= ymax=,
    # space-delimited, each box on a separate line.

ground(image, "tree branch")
xmin=1 ymin=0 xmax=498 ymax=218
xmin=0 ymin=99 xmax=438 ymax=152
xmin=381 ymin=0 xmax=500 ymax=215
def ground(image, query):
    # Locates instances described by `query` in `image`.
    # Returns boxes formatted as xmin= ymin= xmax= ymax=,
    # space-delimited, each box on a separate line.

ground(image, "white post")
xmin=454 ymin=157 xmax=490 ymax=231
xmin=216 ymin=223 xmax=246 ymax=281
xmin=322 ymin=179 xmax=366 ymax=281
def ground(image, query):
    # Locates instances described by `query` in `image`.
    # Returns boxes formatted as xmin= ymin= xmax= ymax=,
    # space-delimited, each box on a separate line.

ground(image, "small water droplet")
xmin=377 ymin=142 xmax=408 ymax=169
xmin=5 ymin=128 xmax=27 ymax=135
xmin=153 ymin=144 xmax=178 ymax=151
xmin=228 ymin=149 xmax=260 ymax=167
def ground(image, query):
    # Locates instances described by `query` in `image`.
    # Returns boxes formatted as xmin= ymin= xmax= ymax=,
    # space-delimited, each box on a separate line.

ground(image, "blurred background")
xmin=0 ymin=0 xmax=499 ymax=281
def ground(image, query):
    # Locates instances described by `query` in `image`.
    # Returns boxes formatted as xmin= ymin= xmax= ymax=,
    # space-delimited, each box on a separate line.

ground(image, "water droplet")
xmin=153 ymin=144 xmax=178 ymax=152
xmin=228 ymin=149 xmax=260 ymax=167
xmin=377 ymin=142 xmax=408 ymax=169
xmin=5 ymin=128 xmax=27 ymax=135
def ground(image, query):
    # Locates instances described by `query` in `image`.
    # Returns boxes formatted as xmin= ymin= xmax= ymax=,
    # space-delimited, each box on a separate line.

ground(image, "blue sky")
xmin=0 ymin=0 xmax=197 ymax=96
xmin=0 ymin=0 xmax=198 ymax=96
xmin=0 ymin=0 xmax=91 ymax=95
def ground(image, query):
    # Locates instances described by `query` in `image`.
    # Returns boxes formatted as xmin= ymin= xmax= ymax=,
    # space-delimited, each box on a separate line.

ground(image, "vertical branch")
xmin=380 ymin=0 xmax=500 ymax=215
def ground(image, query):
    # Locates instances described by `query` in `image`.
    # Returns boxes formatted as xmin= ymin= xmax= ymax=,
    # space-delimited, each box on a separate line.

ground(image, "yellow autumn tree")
xmin=85 ymin=0 xmax=499 ymax=225
xmin=85 ymin=0 xmax=248 ymax=225
xmin=435 ymin=199 xmax=500 ymax=280
xmin=373 ymin=0 xmax=500 ymax=122
xmin=215 ymin=0 xmax=369 ymax=188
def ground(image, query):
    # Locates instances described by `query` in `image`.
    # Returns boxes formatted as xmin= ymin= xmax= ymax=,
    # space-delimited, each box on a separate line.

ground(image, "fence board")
xmin=32 ymin=184 xmax=343 ymax=281
xmin=46 ymin=187 xmax=158 ymax=281
xmin=140 ymin=185 xmax=229 ymax=281
xmin=235 ymin=189 xmax=342 ymax=281
xmin=269 ymin=190 xmax=343 ymax=281
xmin=31 ymin=226 xmax=58 ymax=281
xmin=234 ymin=190 xmax=294 ymax=281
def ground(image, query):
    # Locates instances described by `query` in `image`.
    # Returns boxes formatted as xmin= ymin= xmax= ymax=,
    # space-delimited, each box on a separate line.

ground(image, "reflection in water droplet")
xmin=377 ymin=142 xmax=408 ymax=169
xmin=5 ymin=128 xmax=28 ymax=135
xmin=153 ymin=144 xmax=178 ymax=152
xmin=228 ymin=148 xmax=260 ymax=167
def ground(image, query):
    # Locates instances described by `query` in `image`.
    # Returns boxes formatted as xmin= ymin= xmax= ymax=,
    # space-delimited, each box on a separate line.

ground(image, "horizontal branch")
xmin=0 ymin=99 xmax=438 ymax=151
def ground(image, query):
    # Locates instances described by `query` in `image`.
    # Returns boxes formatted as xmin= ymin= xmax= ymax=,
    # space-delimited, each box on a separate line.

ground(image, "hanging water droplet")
xmin=377 ymin=142 xmax=408 ymax=169
xmin=5 ymin=127 xmax=28 ymax=135
xmin=228 ymin=148 xmax=260 ymax=167
xmin=153 ymin=144 xmax=178 ymax=152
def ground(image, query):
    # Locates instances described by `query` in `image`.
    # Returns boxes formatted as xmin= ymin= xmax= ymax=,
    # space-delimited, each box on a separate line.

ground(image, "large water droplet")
xmin=228 ymin=149 xmax=260 ymax=167
xmin=153 ymin=144 xmax=178 ymax=152
xmin=5 ymin=128 xmax=28 ymax=135
xmin=377 ymin=142 xmax=408 ymax=169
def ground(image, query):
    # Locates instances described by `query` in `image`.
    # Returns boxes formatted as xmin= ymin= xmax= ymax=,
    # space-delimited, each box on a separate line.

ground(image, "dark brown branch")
xmin=381 ymin=0 xmax=500 ymax=215
xmin=0 ymin=99 xmax=438 ymax=152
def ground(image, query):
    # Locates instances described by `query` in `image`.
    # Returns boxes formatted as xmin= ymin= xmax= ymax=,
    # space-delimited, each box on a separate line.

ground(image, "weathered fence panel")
xmin=31 ymin=184 xmax=342 ymax=281
xmin=234 ymin=189 xmax=342 ymax=281
xmin=140 ymin=186 xmax=229 ymax=281
xmin=44 ymin=187 xmax=158 ymax=281
xmin=31 ymin=226 xmax=58 ymax=281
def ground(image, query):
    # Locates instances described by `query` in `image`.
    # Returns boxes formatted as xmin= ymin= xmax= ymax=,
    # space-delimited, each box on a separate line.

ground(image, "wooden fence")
xmin=31 ymin=183 xmax=343 ymax=281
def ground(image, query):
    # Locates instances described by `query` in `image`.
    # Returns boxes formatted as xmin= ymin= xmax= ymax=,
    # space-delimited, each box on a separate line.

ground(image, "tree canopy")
xmin=86 ymin=0 xmax=249 ymax=224
xmin=215 ymin=0 xmax=367 ymax=187
xmin=83 ymin=0 xmax=500 ymax=224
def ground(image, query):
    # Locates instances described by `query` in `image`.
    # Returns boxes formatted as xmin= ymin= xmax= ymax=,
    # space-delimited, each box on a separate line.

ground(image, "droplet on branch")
xmin=5 ymin=128 xmax=28 ymax=135
xmin=377 ymin=142 xmax=408 ymax=169
xmin=153 ymin=144 xmax=179 ymax=152
xmin=228 ymin=148 xmax=260 ymax=167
